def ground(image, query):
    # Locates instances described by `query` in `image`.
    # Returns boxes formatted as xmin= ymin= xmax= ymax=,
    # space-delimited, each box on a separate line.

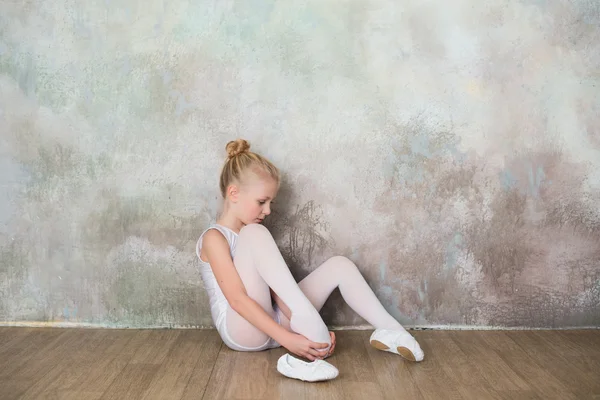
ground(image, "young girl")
xmin=196 ymin=139 xmax=424 ymax=382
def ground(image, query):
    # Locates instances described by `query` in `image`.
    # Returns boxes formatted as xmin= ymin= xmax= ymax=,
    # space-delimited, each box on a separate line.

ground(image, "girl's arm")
xmin=202 ymin=230 xmax=329 ymax=360
xmin=202 ymin=230 xmax=290 ymax=344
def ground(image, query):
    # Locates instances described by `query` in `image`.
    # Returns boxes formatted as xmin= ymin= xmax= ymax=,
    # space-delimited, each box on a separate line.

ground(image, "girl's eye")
xmin=258 ymin=200 xmax=266 ymax=205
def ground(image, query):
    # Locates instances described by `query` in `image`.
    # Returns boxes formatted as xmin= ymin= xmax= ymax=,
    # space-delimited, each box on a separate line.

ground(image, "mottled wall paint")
xmin=1 ymin=0 xmax=599 ymax=328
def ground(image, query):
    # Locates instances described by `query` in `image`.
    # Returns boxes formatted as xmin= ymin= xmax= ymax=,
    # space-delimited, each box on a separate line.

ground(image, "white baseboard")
xmin=329 ymin=324 xmax=600 ymax=331
xmin=0 ymin=321 xmax=212 ymax=329
xmin=0 ymin=321 xmax=598 ymax=330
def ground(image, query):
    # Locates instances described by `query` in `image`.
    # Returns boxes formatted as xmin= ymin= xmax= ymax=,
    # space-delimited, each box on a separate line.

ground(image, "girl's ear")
xmin=227 ymin=184 xmax=240 ymax=203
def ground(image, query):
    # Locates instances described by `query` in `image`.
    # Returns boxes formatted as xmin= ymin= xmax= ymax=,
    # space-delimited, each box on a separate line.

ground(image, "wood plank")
xmin=129 ymin=329 xmax=181 ymax=365
xmin=365 ymin=330 xmax=424 ymax=400
xmin=476 ymin=331 xmax=576 ymax=400
xmin=531 ymin=330 xmax=600 ymax=392
xmin=506 ymin=330 xmax=600 ymax=398
xmin=18 ymin=329 xmax=117 ymax=400
xmin=419 ymin=331 xmax=499 ymax=400
xmin=179 ymin=330 xmax=223 ymax=400
xmin=552 ymin=330 xmax=600 ymax=373
xmin=492 ymin=391 xmax=543 ymax=400
xmin=53 ymin=390 xmax=108 ymax=400
xmin=406 ymin=331 xmax=464 ymax=400
xmin=0 ymin=329 xmax=92 ymax=400
xmin=141 ymin=330 xmax=222 ymax=400
xmin=1 ymin=327 xmax=600 ymax=400
xmin=0 ymin=380 xmax=35 ymax=400
xmin=0 ymin=327 xmax=31 ymax=353
xmin=450 ymin=331 xmax=532 ymax=393
xmin=337 ymin=331 xmax=384 ymax=400
xmin=202 ymin=345 xmax=274 ymax=399
xmin=51 ymin=359 xmax=131 ymax=400
xmin=99 ymin=364 xmax=160 ymax=400
xmin=108 ymin=329 xmax=156 ymax=363
xmin=13 ymin=329 xmax=95 ymax=382
xmin=9 ymin=329 xmax=100 ymax=400
xmin=29 ymin=329 xmax=139 ymax=400
xmin=0 ymin=328 xmax=66 ymax=380
xmin=40 ymin=330 xmax=171 ymax=400
xmin=200 ymin=333 xmax=351 ymax=400
xmin=0 ymin=329 xmax=46 ymax=399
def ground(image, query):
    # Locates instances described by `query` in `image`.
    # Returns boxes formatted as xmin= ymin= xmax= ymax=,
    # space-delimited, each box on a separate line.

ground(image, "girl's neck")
xmin=216 ymin=203 xmax=244 ymax=234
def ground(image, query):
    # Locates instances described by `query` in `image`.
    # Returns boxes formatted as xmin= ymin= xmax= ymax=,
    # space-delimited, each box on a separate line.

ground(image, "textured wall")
xmin=1 ymin=0 xmax=599 ymax=329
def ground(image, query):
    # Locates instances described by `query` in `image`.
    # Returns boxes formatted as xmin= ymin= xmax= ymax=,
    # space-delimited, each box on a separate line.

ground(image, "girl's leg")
xmin=225 ymin=223 xmax=332 ymax=348
xmin=272 ymin=255 xmax=424 ymax=361
xmin=274 ymin=256 xmax=403 ymax=331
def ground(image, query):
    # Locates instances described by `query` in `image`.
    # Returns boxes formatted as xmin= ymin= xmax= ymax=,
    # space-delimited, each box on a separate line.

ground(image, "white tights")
xmin=226 ymin=224 xmax=405 ymax=349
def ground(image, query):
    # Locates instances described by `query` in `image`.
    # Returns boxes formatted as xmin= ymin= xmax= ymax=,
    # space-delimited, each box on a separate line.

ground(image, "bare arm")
xmin=202 ymin=230 xmax=291 ymax=345
xmin=202 ymin=230 xmax=329 ymax=360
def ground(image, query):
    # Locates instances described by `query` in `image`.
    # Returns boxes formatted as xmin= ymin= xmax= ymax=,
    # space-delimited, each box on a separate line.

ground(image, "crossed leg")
xmin=225 ymin=223 xmax=331 ymax=349
xmin=272 ymin=255 xmax=405 ymax=332
xmin=225 ymin=223 xmax=422 ymax=362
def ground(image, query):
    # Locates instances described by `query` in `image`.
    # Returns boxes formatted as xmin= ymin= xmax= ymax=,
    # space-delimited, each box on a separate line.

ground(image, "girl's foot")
xmin=369 ymin=329 xmax=425 ymax=362
xmin=276 ymin=353 xmax=339 ymax=382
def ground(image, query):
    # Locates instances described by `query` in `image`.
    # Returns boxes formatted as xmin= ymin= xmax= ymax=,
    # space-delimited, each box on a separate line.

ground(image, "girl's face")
xmin=232 ymin=175 xmax=279 ymax=226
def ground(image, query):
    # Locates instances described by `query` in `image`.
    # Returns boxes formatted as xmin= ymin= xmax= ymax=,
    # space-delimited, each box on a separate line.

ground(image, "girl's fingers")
xmin=307 ymin=348 xmax=322 ymax=358
xmin=311 ymin=341 xmax=329 ymax=349
xmin=308 ymin=347 xmax=328 ymax=358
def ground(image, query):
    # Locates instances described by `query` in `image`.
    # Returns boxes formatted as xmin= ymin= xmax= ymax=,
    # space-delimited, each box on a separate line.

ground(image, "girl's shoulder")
xmin=196 ymin=224 xmax=237 ymax=262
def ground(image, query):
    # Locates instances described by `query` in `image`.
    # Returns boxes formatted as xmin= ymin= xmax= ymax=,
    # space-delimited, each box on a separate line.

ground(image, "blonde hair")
xmin=219 ymin=139 xmax=280 ymax=198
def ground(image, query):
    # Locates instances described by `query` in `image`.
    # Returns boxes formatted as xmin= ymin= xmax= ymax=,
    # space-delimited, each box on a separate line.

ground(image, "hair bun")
xmin=226 ymin=139 xmax=251 ymax=159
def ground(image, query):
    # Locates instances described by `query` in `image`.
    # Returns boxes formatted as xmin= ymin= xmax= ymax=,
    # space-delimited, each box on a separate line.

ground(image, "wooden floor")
xmin=0 ymin=328 xmax=599 ymax=400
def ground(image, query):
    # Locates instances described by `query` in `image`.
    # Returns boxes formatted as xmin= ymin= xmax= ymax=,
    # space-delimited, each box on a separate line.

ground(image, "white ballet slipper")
xmin=276 ymin=353 xmax=339 ymax=382
xmin=369 ymin=329 xmax=425 ymax=362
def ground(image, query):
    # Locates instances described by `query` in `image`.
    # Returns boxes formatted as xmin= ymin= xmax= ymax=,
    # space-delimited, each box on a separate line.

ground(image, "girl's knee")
xmin=239 ymin=223 xmax=271 ymax=238
xmin=328 ymin=255 xmax=358 ymax=273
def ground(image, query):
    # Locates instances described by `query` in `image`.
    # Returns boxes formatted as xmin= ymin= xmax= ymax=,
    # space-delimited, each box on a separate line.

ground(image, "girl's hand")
xmin=325 ymin=331 xmax=336 ymax=358
xmin=281 ymin=332 xmax=329 ymax=361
